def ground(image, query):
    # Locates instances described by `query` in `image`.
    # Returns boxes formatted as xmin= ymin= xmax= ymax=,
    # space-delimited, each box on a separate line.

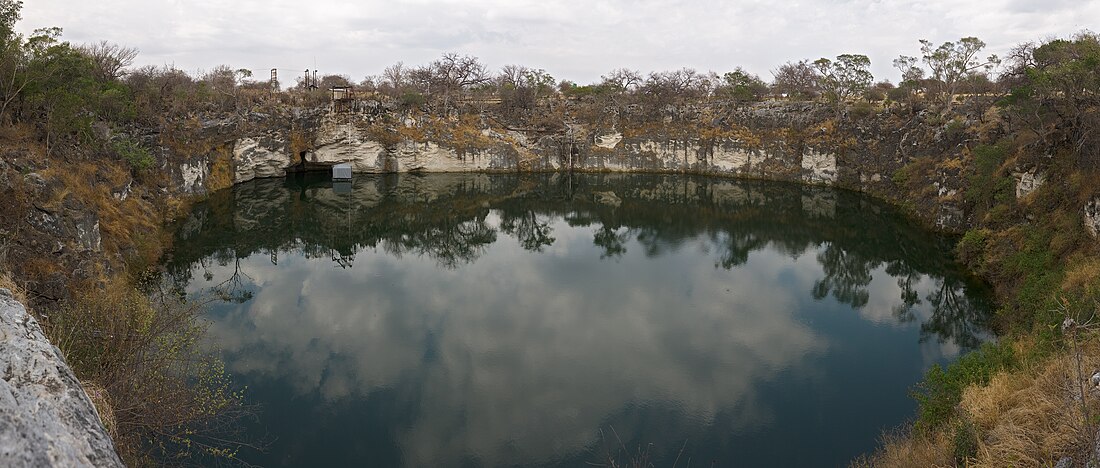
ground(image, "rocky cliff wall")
xmin=160 ymin=102 xmax=1100 ymax=239
xmin=166 ymin=105 xmax=968 ymax=234
xmin=0 ymin=289 xmax=122 ymax=467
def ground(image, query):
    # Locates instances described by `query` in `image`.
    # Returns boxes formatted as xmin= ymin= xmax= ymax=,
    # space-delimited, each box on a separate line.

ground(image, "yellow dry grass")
xmin=39 ymin=160 xmax=165 ymax=275
xmin=940 ymin=158 xmax=966 ymax=171
xmin=851 ymin=429 xmax=953 ymax=467
xmin=861 ymin=335 xmax=1100 ymax=468
xmin=1063 ymin=258 xmax=1100 ymax=292
xmin=0 ymin=271 xmax=29 ymax=304
xmin=961 ymin=340 xmax=1099 ymax=467
xmin=81 ymin=380 xmax=118 ymax=441
xmin=206 ymin=144 xmax=234 ymax=192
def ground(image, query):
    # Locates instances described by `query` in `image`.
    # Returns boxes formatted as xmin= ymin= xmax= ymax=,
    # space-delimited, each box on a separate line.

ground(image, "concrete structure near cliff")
xmin=0 ymin=289 xmax=123 ymax=468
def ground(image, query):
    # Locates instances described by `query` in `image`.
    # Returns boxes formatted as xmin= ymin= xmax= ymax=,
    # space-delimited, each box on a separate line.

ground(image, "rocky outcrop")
xmin=311 ymin=121 xmax=388 ymax=171
xmin=217 ymin=116 xmax=841 ymax=187
xmin=1086 ymin=197 xmax=1100 ymax=239
xmin=801 ymin=148 xmax=838 ymax=184
xmin=0 ymin=289 xmax=122 ymax=467
xmin=1014 ymin=169 xmax=1045 ymax=199
xmin=233 ymin=136 xmax=293 ymax=183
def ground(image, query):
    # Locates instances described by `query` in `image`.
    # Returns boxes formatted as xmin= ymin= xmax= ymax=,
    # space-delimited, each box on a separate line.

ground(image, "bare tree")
xmin=770 ymin=60 xmax=819 ymax=100
xmin=496 ymin=65 xmax=556 ymax=114
xmin=358 ymin=75 xmax=378 ymax=92
xmin=498 ymin=64 xmax=526 ymax=88
xmin=599 ymin=68 xmax=643 ymax=92
xmin=643 ymin=68 xmax=709 ymax=98
xmin=381 ymin=61 xmax=407 ymax=95
xmin=76 ymin=40 xmax=138 ymax=81
xmin=422 ymin=52 xmax=490 ymax=110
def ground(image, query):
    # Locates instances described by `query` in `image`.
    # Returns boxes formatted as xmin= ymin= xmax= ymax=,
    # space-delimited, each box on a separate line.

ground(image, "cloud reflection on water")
xmin=170 ymin=173 xmax=991 ymax=466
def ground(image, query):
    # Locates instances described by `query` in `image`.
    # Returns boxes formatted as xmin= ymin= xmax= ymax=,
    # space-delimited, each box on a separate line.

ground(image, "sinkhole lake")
xmin=166 ymin=172 xmax=992 ymax=467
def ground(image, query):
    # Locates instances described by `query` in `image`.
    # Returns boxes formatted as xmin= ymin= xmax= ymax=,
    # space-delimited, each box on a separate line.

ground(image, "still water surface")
xmin=167 ymin=173 xmax=992 ymax=467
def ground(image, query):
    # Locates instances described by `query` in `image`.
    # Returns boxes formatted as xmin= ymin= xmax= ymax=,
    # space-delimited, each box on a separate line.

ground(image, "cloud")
xmin=18 ymin=0 xmax=1100 ymax=84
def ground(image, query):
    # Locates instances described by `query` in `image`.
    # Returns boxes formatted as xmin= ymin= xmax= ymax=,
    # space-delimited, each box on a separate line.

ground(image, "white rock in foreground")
xmin=0 ymin=289 xmax=122 ymax=467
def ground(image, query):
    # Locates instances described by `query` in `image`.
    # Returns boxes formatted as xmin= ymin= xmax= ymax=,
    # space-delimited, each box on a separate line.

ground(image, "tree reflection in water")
xmin=168 ymin=172 xmax=991 ymax=358
xmin=164 ymin=172 xmax=994 ymax=467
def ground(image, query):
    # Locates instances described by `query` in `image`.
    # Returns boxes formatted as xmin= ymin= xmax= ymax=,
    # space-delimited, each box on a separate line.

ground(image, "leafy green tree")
xmin=919 ymin=37 xmax=1000 ymax=111
xmin=717 ymin=67 xmax=767 ymax=103
xmin=19 ymin=29 xmax=134 ymax=155
xmin=1002 ymin=32 xmax=1100 ymax=167
xmin=813 ymin=54 xmax=874 ymax=114
xmin=891 ymin=55 xmax=925 ymax=109
xmin=0 ymin=0 xmax=26 ymax=121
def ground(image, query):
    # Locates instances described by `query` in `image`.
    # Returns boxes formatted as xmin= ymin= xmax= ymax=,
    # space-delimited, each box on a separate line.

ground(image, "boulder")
xmin=0 ymin=290 xmax=122 ymax=467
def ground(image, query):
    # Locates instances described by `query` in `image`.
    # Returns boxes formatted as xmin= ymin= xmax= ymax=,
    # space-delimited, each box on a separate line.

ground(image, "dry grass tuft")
xmin=82 ymin=380 xmax=118 ymax=441
xmin=850 ymin=427 xmax=953 ymax=467
xmin=1063 ymin=258 xmax=1100 ymax=292
xmin=0 ymin=271 xmax=29 ymax=304
xmin=960 ymin=339 xmax=1100 ymax=467
xmin=859 ymin=334 xmax=1100 ymax=467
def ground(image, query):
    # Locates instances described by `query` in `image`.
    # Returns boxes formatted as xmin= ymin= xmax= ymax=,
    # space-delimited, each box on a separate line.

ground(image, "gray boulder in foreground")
xmin=0 ymin=288 xmax=123 ymax=467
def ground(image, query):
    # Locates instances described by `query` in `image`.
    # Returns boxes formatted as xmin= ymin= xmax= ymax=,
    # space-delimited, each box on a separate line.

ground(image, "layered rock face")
xmin=164 ymin=101 xmax=1086 ymax=235
xmin=176 ymin=111 xmax=845 ymax=190
xmin=0 ymin=290 xmax=122 ymax=468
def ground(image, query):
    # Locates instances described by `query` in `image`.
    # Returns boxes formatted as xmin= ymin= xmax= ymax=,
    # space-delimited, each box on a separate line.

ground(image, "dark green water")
xmin=166 ymin=173 xmax=992 ymax=467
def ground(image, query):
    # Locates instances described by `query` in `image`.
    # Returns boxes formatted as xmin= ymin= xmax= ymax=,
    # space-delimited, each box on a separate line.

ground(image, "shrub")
xmin=912 ymin=341 xmax=1016 ymax=433
xmin=400 ymin=91 xmax=426 ymax=110
xmin=850 ymin=101 xmax=875 ymax=118
xmin=943 ymin=119 xmax=967 ymax=140
xmin=113 ymin=137 xmax=154 ymax=172
xmin=964 ymin=142 xmax=1011 ymax=214
xmin=957 ymin=228 xmax=990 ymax=272
xmin=41 ymin=277 xmax=249 ymax=465
xmin=952 ymin=416 xmax=978 ymax=465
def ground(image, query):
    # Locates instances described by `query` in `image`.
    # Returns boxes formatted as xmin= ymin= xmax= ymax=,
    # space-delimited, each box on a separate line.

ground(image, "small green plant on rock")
xmin=113 ymin=137 xmax=154 ymax=173
xmin=912 ymin=341 xmax=1016 ymax=434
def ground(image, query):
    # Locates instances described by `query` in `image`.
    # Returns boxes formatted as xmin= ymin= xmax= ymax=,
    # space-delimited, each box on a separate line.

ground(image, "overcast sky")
xmin=19 ymin=0 xmax=1098 ymax=85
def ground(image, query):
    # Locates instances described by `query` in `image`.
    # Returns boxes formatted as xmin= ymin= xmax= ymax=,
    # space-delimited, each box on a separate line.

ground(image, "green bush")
xmin=957 ymin=228 xmax=991 ymax=271
xmin=850 ymin=101 xmax=875 ymax=118
xmin=952 ymin=416 xmax=979 ymax=464
xmin=45 ymin=277 xmax=247 ymax=464
xmin=113 ymin=138 xmax=154 ymax=172
xmin=912 ymin=341 xmax=1016 ymax=433
xmin=964 ymin=143 xmax=1011 ymax=213
xmin=400 ymin=91 xmax=426 ymax=109
xmin=944 ymin=119 xmax=967 ymax=140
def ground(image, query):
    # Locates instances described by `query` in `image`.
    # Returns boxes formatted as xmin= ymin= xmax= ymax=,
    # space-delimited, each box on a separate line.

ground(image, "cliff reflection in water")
xmin=167 ymin=173 xmax=992 ymax=467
